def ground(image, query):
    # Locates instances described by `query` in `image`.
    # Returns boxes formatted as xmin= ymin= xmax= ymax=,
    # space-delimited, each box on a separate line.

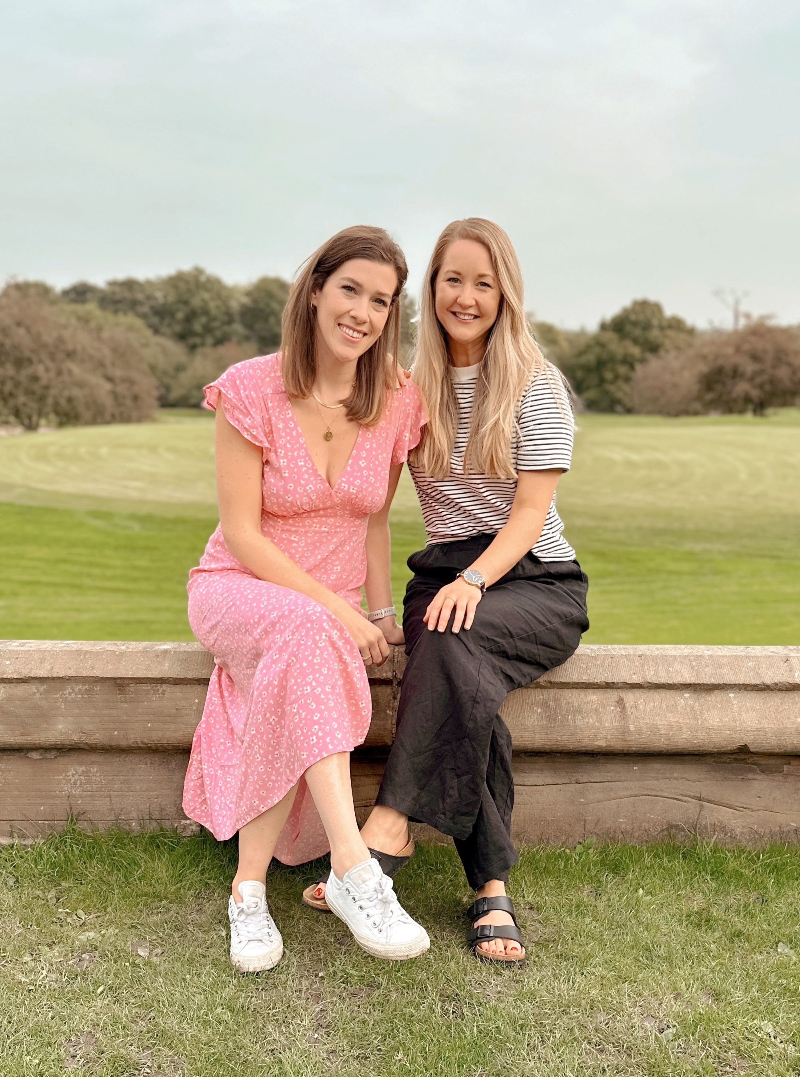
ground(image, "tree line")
xmin=1 ymin=270 xmax=798 ymax=431
xmin=535 ymin=300 xmax=800 ymax=418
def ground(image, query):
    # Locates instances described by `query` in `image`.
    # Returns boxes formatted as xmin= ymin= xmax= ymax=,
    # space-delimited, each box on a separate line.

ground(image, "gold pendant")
xmin=324 ymin=430 xmax=333 ymax=441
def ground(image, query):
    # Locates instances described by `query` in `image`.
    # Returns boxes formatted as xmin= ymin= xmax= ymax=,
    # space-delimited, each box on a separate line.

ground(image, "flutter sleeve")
xmin=517 ymin=369 xmax=575 ymax=472
xmin=391 ymin=380 xmax=428 ymax=466
xmin=203 ymin=359 xmax=270 ymax=450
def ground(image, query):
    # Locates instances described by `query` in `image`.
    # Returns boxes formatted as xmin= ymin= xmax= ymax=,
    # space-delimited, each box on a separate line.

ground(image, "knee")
xmin=409 ymin=623 xmax=472 ymax=669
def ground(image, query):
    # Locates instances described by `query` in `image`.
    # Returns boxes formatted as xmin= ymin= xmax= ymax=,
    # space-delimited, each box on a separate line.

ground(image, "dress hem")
xmin=183 ymin=734 xmax=368 ymax=845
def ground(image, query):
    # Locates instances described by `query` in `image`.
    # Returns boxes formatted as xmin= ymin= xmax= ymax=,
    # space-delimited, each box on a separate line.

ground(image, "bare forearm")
xmin=364 ymin=519 xmax=394 ymax=613
xmin=468 ymin=506 xmax=547 ymax=587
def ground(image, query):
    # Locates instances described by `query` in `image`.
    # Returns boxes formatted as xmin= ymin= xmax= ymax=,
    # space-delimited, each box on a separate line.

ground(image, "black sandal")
xmin=466 ymin=895 xmax=526 ymax=964
xmin=301 ymin=840 xmax=415 ymax=912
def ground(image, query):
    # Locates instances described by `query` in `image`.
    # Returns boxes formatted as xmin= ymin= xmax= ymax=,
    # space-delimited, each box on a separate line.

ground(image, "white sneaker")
xmin=228 ymin=880 xmax=283 ymax=972
xmin=325 ymin=858 xmax=430 ymax=961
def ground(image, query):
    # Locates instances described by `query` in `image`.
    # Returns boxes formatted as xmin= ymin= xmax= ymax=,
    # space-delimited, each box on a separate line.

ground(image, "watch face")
xmin=462 ymin=569 xmax=485 ymax=588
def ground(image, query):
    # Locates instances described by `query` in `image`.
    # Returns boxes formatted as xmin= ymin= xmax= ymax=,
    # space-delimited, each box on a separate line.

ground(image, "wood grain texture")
xmin=4 ymin=641 xmax=800 ymax=845
xmin=0 ymin=750 xmax=387 ymax=841
xmin=500 ymin=686 xmax=800 ymax=754
xmin=0 ymin=749 xmax=191 ymax=840
xmin=0 ymin=640 xmax=404 ymax=682
xmin=510 ymin=752 xmax=800 ymax=845
xmin=0 ymin=641 xmax=216 ymax=681
xmin=4 ymin=749 xmax=800 ymax=846
xmin=4 ymin=641 xmax=799 ymax=686
xmin=0 ymin=680 xmax=394 ymax=749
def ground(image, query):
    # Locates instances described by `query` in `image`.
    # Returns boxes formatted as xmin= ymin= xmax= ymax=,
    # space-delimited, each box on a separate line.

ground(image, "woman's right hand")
xmin=335 ymin=604 xmax=391 ymax=667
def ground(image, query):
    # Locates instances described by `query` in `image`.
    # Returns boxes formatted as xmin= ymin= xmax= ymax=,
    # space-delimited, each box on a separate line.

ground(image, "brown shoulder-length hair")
xmin=280 ymin=225 xmax=408 ymax=426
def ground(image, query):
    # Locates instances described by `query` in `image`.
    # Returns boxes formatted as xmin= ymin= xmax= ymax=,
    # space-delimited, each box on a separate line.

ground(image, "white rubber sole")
xmin=326 ymin=898 xmax=430 ymax=961
xmin=230 ymin=940 xmax=284 ymax=972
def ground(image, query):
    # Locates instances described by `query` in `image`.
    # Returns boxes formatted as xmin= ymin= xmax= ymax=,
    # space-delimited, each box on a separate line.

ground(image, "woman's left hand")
xmin=424 ymin=578 xmax=482 ymax=634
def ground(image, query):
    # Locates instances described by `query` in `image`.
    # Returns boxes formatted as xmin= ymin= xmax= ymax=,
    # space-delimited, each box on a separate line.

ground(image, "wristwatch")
xmin=456 ymin=568 xmax=486 ymax=594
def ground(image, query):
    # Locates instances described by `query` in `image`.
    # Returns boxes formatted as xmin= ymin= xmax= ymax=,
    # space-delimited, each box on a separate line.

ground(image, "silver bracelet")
xmin=367 ymin=605 xmax=397 ymax=622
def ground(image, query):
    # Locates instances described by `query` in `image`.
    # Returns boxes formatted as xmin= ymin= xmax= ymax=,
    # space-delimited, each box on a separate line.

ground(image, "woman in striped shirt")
xmin=308 ymin=218 xmax=589 ymax=963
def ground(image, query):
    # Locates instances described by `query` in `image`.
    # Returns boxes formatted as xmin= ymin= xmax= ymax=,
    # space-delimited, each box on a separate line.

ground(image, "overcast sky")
xmin=2 ymin=0 xmax=798 ymax=328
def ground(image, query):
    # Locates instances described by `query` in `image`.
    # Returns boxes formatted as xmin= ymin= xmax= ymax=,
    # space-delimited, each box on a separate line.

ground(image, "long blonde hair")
xmin=280 ymin=225 xmax=407 ymax=427
xmin=412 ymin=217 xmax=570 ymax=479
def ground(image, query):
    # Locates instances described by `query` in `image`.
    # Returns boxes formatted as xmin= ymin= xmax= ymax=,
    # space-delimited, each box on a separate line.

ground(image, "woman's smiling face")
xmin=311 ymin=258 xmax=398 ymax=366
xmin=434 ymin=239 xmax=501 ymax=349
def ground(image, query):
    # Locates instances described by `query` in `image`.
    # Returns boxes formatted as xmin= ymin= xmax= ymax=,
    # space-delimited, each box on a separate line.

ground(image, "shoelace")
xmin=357 ymin=875 xmax=408 ymax=930
xmin=235 ymin=898 xmax=273 ymax=940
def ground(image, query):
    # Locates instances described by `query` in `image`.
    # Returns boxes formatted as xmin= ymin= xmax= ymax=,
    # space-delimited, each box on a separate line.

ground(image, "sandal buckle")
xmin=474 ymin=924 xmax=494 ymax=938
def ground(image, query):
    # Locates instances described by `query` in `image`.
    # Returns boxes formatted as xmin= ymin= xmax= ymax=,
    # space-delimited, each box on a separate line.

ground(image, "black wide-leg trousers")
xmin=375 ymin=533 xmax=589 ymax=890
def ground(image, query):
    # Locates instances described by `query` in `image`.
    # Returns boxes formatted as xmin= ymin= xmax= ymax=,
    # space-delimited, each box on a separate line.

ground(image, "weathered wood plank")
xmin=0 ymin=641 xmax=215 ymax=681
xmin=536 ymin=645 xmax=800 ymax=689
xmin=510 ymin=753 xmax=800 ymax=845
xmin=0 ymin=640 xmax=403 ymax=682
xmin=500 ymin=686 xmax=800 ymax=754
xmin=0 ymin=749 xmax=386 ymax=841
xmin=0 ymin=749 xmax=191 ymax=840
xmin=4 ymin=641 xmax=799 ymax=687
xmin=5 ymin=679 xmax=797 ymax=755
xmin=0 ymin=680 xmax=394 ymax=749
xmin=4 ymin=749 xmax=800 ymax=847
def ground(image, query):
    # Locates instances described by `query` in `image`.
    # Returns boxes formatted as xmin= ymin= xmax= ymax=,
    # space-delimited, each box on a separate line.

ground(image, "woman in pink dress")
xmin=183 ymin=226 xmax=430 ymax=969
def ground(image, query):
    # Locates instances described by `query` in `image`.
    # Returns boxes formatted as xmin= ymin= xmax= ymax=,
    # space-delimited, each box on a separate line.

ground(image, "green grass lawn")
xmin=1 ymin=408 xmax=798 ymax=643
xmin=2 ymin=830 xmax=799 ymax=1077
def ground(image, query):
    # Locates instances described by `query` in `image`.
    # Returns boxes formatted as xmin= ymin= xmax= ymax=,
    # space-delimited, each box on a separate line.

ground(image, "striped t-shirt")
xmin=409 ymin=361 xmax=576 ymax=561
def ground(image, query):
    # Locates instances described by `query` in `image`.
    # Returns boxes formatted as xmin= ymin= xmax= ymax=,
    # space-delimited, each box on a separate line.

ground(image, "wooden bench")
xmin=2 ymin=640 xmax=799 ymax=845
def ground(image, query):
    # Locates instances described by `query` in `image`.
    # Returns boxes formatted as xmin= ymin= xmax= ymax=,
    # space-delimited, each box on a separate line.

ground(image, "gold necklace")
xmin=311 ymin=389 xmax=348 ymax=441
xmin=312 ymin=395 xmax=337 ymax=441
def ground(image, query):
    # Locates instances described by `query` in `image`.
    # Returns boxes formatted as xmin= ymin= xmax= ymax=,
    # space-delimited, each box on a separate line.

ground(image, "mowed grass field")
xmin=3 ymin=830 xmax=800 ymax=1077
xmin=0 ymin=408 xmax=798 ymax=643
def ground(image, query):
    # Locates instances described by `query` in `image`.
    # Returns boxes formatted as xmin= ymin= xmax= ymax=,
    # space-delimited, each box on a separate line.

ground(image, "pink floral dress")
xmin=183 ymin=354 xmax=426 ymax=864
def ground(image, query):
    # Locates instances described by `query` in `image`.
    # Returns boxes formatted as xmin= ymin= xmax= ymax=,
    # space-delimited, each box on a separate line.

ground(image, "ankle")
xmin=232 ymin=875 xmax=265 ymax=903
xmin=330 ymin=838 xmax=370 ymax=881
xmin=476 ymin=879 xmax=507 ymax=900
xmin=360 ymin=808 xmax=409 ymax=854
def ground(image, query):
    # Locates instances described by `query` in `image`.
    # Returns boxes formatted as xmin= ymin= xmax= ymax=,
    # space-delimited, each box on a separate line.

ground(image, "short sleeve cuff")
xmin=203 ymin=374 xmax=269 ymax=450
xmin=391 ymin=383 xmax=428 ymax=465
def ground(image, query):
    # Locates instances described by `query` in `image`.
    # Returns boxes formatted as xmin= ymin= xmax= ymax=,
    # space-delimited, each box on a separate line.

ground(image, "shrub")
xmin=0 ymin=288 xmax=159 ymax=430
xmin=697 ymin=322 xmax=800 ymax=415
xmin=167 ymin=341 xmax=258 ymax=407
xmin=629 ymin=322 xmax=800 ymax=416
xmin=630 ymin=351 xmax=704 ymax=416
xmin=530 ymin=319 xmax=592 ymax=378
xmin=239 ymin=276 xmax=290 ymax=353
xmin=567 ymin=300 xmax=694 ymax=412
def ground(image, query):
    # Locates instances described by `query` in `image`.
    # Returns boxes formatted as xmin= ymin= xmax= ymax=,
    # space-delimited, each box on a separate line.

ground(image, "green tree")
xmin=603 ymin=299 xmax=693 ymax=355
xmin=98 ymin=277 xmax=162 ymax=330
xmin=530 ymin=317 xmax=592 ymax=381
xmin=167 ymin=340 xmax=258 ymax=407
xmin=61 ymin=281 xmax=106 ymax=306
xmin=568 ymin=300 xmax=694 ymax=412
xmin=567 ymin=330 xmax=643 ymax=412
xmin=239 ymin=276 xmax=290 ymax=352
xmin=152 ymin=268 xmax=237 ymax=350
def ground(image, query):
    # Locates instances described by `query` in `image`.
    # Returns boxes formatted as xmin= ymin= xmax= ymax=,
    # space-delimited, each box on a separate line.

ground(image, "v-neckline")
xmin=283 ymin=392 xmax=363 ymax=493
